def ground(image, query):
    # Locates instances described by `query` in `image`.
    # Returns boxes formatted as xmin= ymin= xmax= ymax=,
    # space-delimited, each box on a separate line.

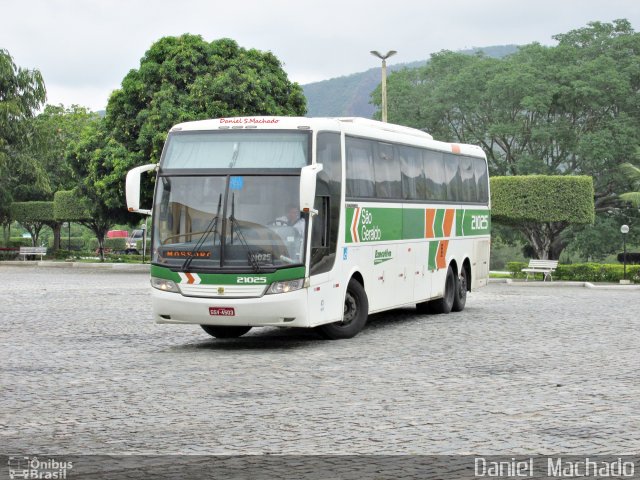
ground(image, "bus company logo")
xmin=8 ymin=456 xmax=73 ymax=479
xmin=374 ymin=249 xmax=393 ymax=265
xmin=350 ymin=207 xmax=382 ymax=242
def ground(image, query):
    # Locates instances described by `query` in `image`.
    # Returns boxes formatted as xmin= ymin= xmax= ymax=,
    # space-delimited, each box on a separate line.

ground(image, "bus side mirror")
xmin=299 ymin=164 xmax=323 ymax=215
xmin=126 ymin=164 xmax=156 ymax=215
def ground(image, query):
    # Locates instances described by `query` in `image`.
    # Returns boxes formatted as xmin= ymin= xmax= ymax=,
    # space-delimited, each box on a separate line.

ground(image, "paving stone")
xmin=1 ymin=266 xmax=639 ymax=455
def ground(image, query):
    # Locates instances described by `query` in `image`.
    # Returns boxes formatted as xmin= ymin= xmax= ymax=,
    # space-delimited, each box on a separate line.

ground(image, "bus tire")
xmin=418 ymin=266 xmax=456 ymax=314
xmin=200 ymin=325 xmax=252 ymax=338
xmin=316 ymin=279 xmax=368 ymax=340
xmin=452 ymin=266 xmax=468 ymax=312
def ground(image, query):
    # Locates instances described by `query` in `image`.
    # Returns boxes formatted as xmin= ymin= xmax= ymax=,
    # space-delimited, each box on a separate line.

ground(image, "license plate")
xmin=209 ymin=307 xmax=235 ymax=316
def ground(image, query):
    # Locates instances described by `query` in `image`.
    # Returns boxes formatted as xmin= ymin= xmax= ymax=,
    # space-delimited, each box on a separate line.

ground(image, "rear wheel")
xmin=200 ymin=325 xmax=252 ymax=338
xmin=316 ymin=279 xmax=368 ymax=339
xmin=452 ymin=266 xmax=468 ymax=312
xmin=416 ymin=265 xmax=456 ymax=314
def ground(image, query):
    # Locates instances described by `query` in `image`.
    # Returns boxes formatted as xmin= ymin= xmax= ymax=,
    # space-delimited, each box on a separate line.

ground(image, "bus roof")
xmin=169 ymin=116 xmax=486 ymax=158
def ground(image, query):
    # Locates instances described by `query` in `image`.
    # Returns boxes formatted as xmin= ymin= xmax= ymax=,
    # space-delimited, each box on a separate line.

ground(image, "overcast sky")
xmin=2 ymin=0 xmax=639 ymax=111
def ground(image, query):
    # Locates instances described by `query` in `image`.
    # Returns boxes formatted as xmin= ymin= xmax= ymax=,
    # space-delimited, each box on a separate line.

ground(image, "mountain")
xmin=302 ymin=45 xmax=519 ymax=118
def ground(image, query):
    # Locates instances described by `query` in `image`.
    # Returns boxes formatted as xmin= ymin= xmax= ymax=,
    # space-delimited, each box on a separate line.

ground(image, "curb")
xmin=503 ymin=278 xmax=640 ymax=290
xmin=1 ymin=261 xmax=150 ymax=272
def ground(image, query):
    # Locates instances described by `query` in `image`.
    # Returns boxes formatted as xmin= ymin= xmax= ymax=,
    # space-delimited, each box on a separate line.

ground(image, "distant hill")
xmin=302 ymin=45 xmax=519 ymax=119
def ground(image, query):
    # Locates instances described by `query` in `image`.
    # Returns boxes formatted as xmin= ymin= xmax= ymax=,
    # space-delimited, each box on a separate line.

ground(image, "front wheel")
xmin=200 ymin=325 xmax=252 ymax=338
xmin=316 ymin=279 xmax=368 ymax=339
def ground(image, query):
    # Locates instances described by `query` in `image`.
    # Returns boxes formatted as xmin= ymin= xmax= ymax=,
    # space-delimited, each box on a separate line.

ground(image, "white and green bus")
xmin=126 ymin=117 xmax=490 ymax=340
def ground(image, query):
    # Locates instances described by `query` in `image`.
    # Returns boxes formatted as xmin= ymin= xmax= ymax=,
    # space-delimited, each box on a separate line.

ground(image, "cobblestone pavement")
xmin=1 ymin=266 xmax=639 ymax=455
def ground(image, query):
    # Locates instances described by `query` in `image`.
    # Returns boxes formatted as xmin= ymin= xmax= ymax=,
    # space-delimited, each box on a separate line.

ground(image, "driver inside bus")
xmin=272 ymin=205 xmax=305 ymax=237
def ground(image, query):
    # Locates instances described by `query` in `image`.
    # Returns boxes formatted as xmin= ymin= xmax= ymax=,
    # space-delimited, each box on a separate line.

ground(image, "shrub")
xmin=54 ymin=237 xmax=87 ymax=251
xmin=491 ymin=176 xmax=594 ymax=225
xmin=10 ymin=201 xmax=55 ymax=222
xmin=53 ymin=190 xmax=91 ymax=221
xmin=0 ymin=248 xmax=19 ymax=260
xmin=8 ymin=237 xmax=33 ymax=247
xmin=506 ymin=261 xmax=639 ymax=283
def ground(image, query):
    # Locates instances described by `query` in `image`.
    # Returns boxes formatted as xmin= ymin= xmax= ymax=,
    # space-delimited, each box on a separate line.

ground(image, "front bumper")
xmin=151 ymin=287 xmax=311 ymax=327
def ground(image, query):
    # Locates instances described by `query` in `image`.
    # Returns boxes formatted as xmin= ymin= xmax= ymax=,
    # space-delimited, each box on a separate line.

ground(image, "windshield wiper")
xmin=181 ymin=193 xmax=222 ymax=272
xmin=228 ymin=193 xmax=261 ymax=273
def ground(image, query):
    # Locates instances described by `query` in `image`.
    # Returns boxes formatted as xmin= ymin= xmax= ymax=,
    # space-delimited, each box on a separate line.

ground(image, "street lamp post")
xmin=620 ymin=224 xmax=629 ymax=283
xmin=370 ymin=50 xmax=397 ymax=122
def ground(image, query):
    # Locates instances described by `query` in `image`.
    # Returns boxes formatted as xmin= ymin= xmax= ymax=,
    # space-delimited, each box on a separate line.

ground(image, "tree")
xmin=380 ymin=20 xmax=639 ymax=199
xmin=0 ymin=49 xmax=46 ymax=240
xmin=10 ymin=201 xmax=55 ymax=247
xmin=491 ymin=176 xmax=595 ymax=259
xmin=11 ymin=105 xmax=100 ymax=250
xmin=619 ymin=162 xmax=640 ymax=207
xmin=379 ymin=20 xmax=639 ymax=259
xmin=106 ymin=35 xmax=306 ymax=165
xmin=65 ymin=117 xmax=144 ymax=261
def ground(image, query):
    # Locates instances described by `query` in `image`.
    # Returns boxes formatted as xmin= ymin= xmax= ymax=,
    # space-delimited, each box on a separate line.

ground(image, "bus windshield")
xmin=161 ymin=131 xmax=309 ymax=169
xmin=152 ymin=175 xmax=306 ymax=271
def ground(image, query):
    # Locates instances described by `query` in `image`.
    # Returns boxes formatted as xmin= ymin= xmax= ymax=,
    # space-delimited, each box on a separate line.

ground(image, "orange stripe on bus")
xmin=425 ymin=209 xmax=436 ymax=238
xmin=443 ymin=209 xmax=455 ymax=237
xmin=436 ymin=240 xmax=449 ymax=270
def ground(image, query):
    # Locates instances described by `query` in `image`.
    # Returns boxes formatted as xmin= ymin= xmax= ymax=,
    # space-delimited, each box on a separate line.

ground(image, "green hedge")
xmin=87 ymin=238 xmax=129 ymax=251
xmin=507 ymin=261 xmax=640 ymax=283
xmin=491 ymin=176 xmax=594 ymax=225
xmin=10 ymin=201 xmax=55 ymax=222
xmin=47 ymin=236 xmax=87 ymax=250
xmin=8 ymin=237 xmax=33 ymax=247
xmin=53 ymin=190 xmax=91 ymax=221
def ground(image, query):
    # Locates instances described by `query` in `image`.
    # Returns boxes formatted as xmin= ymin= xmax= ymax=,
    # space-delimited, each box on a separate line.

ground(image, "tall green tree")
xmin=11 ymin=105 xmax=100 ymax=249
xmin=379 ymin=20 xmax=640 ymax=205
xmin=66 ymin=118 xmax=137 ymax=261
xmin=107 ymin=35 xmax=306 ymax=164
xmin=378 ymin=20 xmax=639 ymax=259
xmin=10 ymin=201 xmax=55 ymax=247
xmin=0 ymin=49 xmax=46 ymax=239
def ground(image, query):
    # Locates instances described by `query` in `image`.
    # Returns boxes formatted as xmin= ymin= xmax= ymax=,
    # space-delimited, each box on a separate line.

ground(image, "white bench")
xmin=522 ymin=259 xmax=558 ymax=281
xmin=19 ymin=246 xmax=47 ymax=261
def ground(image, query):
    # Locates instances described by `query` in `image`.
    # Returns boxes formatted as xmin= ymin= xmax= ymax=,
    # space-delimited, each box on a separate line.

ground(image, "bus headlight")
xmin=151 ymin=277 xmax=180 ymax=293
xmin=266 ymin=279 xmax=304 ymax=295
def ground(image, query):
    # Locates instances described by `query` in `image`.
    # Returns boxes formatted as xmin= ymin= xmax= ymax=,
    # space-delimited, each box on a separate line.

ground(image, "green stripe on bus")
xmin=456 ymin=209 xmax=491 ymax=236
xmin=345 ymin=206 xmax=490 ymax=243
xmin=428 ymin=241 xmax=439 ymax=270
xmin=433 ymin=209 xmax=445 ymax=238
xmin=402 ymin=208 xmax=424 ymax=239
xmin=150 ymin=265 xmax=306 ymax=284
xmin=344 ymin=206 xmax=402 ymax=243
